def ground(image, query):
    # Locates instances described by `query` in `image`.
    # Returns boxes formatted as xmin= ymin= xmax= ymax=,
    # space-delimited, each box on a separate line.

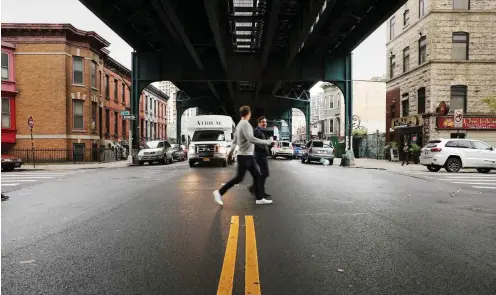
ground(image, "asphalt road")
xmin=2 ymin=159 xmax=495 ymax=294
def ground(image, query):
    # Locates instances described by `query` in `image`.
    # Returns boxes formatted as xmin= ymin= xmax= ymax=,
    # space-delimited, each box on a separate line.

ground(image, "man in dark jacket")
xmin=248 ymin=116 xmax=271 ymax=198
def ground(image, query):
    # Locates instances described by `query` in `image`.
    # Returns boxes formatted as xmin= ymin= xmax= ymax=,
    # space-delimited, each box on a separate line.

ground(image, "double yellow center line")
xmin=217 ymin=216 xmax=261 ymax=295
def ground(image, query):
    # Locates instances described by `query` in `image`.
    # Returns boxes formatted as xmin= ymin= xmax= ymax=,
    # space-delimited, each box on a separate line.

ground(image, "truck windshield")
xmin=192 ymin=130 xmax=226 ymax=141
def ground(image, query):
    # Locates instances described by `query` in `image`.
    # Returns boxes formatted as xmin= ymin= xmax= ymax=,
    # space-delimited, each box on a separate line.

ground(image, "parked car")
xmin=420 ymin=139 xmax=496 ymax=173
xmin=136 ymin=140 xmax=174 ymax=165
xmin=301 ymin=140 xmax=335 ymax=165
xmin=271 ymin=141 xmax=294 ymax=159
xmin=292 ymin=143 xmax=304 ymax=159
xmin=171 ymin=144 xmax=187 ymax=161
xmin=1 ymin=154 xmax=23 ymax=171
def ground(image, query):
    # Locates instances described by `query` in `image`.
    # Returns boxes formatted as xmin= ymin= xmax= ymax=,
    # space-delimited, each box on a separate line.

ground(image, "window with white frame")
xmin=453 ymin=0 xmax=469 ymax=10
xmin=73 ymin=100 xmax=84 ymax=129
xmin=330 ymin=95 xmax=334 ymax=109
xmin=2 ymin=98 xmax=10 ymax=128
xmin=73 ymin=57 xmax=84 ymax=84
xmin=1 ymin=53 xmax=9 ymax=80
xmin=330 ymin=119 xmax=334 ymax=134
xmin=390 ymin=16 xmax=396 ymax=40
xmin=419 ymin=0 xmax=425 ymax=17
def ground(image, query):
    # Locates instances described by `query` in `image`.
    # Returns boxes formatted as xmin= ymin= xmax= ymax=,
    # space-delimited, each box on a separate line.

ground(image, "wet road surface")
xmin=2 ymin=160 xmax=495 ymax=294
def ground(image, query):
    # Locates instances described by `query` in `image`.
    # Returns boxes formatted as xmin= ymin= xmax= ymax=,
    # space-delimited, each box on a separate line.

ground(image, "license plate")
xmin=203 ymin=158 xmax=210 ymax=162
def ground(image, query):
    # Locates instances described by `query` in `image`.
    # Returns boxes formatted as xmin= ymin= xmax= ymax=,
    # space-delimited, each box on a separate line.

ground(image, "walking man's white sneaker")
xmin=256 ymin=198 xmax=273 ymax=205
xmin=213 ymin=190 xmax=223 ymax=206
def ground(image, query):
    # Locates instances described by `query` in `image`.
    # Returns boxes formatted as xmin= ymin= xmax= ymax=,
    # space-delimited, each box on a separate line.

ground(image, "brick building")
xmin=1 ymin=41 xmax=17 ymax=150
xmin=385 ymin=0 xmax=496 ymax=147
xmin=1 ymin=23 xmax=168 ymax=159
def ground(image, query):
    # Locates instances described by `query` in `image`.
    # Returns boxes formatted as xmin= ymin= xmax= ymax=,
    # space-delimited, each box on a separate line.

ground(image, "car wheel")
xmin=477 ymin=168 xmax=491 ymax=174
xmin=445 ymin=157 xmax=462 ymax=173
xmin=222 ymin=159 xmax=227 ymax=167
xmin=138 ymin=161 xmax=144 ymax=166
xmin=427 ymin=165 xmax=441 ymax=172
xmin=189 ymin=160 xmax=195 ymax=168
xmin=159 ymin=159 xmax=166 ymax=165
xmin=301 ymin=157 xmax=306 ymax=164
xmin=329 ymin=159 xmax=334 ymax=165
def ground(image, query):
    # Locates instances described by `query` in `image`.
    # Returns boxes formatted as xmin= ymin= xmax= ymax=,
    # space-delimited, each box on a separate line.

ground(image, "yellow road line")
xmin=217 ymin=216 xmax=240 ymax=295
xmin=245 ymin=215 xmax=261 ymax=295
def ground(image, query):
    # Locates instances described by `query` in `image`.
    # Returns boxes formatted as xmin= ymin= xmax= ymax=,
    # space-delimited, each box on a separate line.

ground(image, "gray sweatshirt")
xmin=232 ymin=120 xmax=272 ymax=156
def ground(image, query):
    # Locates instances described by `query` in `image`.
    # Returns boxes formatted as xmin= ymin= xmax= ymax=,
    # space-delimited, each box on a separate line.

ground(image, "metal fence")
xmin=7 ymin=148 xmax=125 ymax=164
xmin=355 ymin=132 xmax=387 ymax=160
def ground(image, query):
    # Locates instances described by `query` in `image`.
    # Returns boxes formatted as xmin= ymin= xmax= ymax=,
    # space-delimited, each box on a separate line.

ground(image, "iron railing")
xmin=7 ymin=148 xmax=126 ymax=164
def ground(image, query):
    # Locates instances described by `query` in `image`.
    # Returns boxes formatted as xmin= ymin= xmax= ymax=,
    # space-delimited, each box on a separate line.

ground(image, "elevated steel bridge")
xmin=79 ymin=0 xmax=406 ymax=148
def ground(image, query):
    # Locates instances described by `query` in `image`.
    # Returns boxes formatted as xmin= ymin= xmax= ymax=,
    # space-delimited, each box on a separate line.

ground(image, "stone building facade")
xmin=386 ymin=0 xmax=496 ymax=146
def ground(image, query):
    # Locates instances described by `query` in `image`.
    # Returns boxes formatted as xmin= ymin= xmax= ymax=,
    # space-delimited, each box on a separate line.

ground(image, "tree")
xmin=482 ymin=94 xmax=496 ymax=113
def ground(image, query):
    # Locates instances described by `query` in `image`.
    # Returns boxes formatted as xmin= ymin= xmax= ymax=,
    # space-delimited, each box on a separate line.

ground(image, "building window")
xmin=114 ymin=112 xmax=119 ymax=136
xmin=330 ymin=119 xmax=334 ymax=134
xmin=1 ymin=53 xmax=9 ymax=80
xmin=114 ymin=80 xmax=118 ymax=102
xmin=389 ymin=54 xmax=396 ymax=78
xmin=99 ymin=70 xmax=102 ymax=92
xmin=419 ymin=0 xmax=425 ymax=17
xmin=418 ymin=36 xmax=427 ymax=64
xmin=390 ymin=103 xmax=396 ymax=119
xmin=122 ymin=119 xmax=127 ymax=139
xmin=390 ymin=16 xmax=395 ymax=40
xmin=453 ymin=0 xmax=469 ymax=10
xmin=2 ymin=98 xmax=10 ymax=128
xmin=122 ymin=84 xmax=125 ymax=103
xmin=91 ymin=62 xmax=97 ymax=88
xmin=402 ymin=94 xmax=409 ymax=117
xmin=73 ymin=100 xmax=84 ymax=129
xmin=403 ymin=47 xmax=410 ymax=72
xmin=417 ymin=88 xmax=426 ymax=114
xmin=452 ymin=32 xmax=469 ymax=60
xmin=403 ymin=9 xmax=410 ymax=26
xmin=105 ymin=109 xmax=110 ymax=134
xmin=105 ymin=75 xmax=110 ymax=98
xmin=73 ymin=57 xmax=84 ymax=84
xmin=91 ymin=102 xmax=97 ymax=132
xmin=450 ymin=85 xmax=467 ymax=113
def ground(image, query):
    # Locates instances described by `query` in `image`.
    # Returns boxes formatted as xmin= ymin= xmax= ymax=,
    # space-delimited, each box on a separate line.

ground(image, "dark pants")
xmin=402 ymin=152 xmax=409 ymax=165
xmin=254 ymin=156 xmax=269 ymax=194
xmin=219 ymin=155 xmax=264 ymax=200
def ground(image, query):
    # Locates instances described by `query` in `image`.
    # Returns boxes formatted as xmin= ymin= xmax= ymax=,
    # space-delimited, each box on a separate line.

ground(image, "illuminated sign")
xmin=437 ymin=117 xmax=496 ymax=130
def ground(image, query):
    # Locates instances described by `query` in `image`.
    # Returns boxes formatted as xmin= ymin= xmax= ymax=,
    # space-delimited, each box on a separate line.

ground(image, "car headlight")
xmin=2 ymin=159 xmax=12 ymax=162
xmin=218 ymin=146 xmax=227 ymax=154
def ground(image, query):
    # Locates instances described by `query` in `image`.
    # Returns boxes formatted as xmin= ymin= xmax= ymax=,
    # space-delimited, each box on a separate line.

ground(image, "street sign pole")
xmin=28 ymin=116 xmax=35 ymax=168
xmin=454 ymin=109 xmax=464 ymax=138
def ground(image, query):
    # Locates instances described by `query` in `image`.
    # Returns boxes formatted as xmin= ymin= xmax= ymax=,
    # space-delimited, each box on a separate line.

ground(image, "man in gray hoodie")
xmin=213 ymin=106 xmax=275 ymax=206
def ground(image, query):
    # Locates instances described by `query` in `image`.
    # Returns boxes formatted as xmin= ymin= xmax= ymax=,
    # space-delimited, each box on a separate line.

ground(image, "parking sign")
xmin=454 ymin=109 xmax=463 ymax=129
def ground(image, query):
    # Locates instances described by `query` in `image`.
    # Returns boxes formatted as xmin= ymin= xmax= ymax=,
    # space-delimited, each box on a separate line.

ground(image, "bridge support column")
xmin=288 ymin=109 xmax=293 ymax=142
xmin=344 ymin=54 xmax=353 ymax=151
xmin=176 ymin=105 xmax=183 ymax=144
xmin=305 ymin=105 xmax=310 ymax=142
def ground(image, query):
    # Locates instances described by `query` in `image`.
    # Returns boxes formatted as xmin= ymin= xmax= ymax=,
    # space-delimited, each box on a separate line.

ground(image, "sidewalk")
xmin=343 ymin=158 xmax=427 ymax=171
xmin=19 ymin=160 xmax=132 ymax=171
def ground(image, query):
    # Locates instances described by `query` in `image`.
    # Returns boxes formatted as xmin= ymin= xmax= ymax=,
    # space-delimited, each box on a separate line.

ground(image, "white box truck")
xmin=187 ymin=115 xmax=236 ymax=167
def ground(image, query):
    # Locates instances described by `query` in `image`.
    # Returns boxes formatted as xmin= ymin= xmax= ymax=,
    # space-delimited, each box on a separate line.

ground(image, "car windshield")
xmin=281 ymin=142 xmax=290 ymax=147
xmin=313 ymin=141 xmax=332 ymax=148
xmin=192 ymin=130 xmax=226 ymax=141
xmin=145 ymin=141 xmax=162 ymax=149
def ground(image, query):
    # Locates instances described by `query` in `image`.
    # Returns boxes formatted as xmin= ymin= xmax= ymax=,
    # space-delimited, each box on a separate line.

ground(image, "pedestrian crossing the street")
xmin=1 ymin=171 xmax=83 ymax=187
xmin=392 ymin=170 xmax=496 ymax=191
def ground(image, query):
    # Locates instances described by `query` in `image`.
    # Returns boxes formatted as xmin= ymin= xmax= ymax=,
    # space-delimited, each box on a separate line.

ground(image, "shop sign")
xmin=437 ymin=101 xmax=449 ymax=116
xmin=437 ymin=117 xmax=496 ymax=130
xmin=391 ymin=115 xmax=423 ymax=129
xmin=453 ymin=109 xmax=463 ymax=128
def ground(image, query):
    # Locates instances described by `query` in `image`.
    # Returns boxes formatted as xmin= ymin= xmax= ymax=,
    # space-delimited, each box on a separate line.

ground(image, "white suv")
xmin=271 ymin=141 xmax=294 ymax=159
xmin=420 ymin=139 xmax=496 ymax=173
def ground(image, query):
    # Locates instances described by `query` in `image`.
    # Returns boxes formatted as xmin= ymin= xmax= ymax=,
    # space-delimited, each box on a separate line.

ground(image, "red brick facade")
xmin=1 ymin=23 xmax=168 ymax=154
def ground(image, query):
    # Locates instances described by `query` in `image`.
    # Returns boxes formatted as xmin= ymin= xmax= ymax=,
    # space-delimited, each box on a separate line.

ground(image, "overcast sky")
xmin=2 ymin=0 xmax=386 ymax=87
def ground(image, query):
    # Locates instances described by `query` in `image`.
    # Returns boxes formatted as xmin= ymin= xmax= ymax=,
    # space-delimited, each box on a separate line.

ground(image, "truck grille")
xmin=196 ymin=144 xmax=216 ymax=153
